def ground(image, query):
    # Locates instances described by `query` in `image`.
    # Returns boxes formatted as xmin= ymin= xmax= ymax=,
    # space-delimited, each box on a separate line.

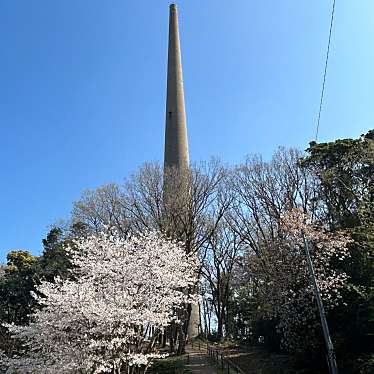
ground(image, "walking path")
xmin=185 ymin=347 xmax=218 ymax=374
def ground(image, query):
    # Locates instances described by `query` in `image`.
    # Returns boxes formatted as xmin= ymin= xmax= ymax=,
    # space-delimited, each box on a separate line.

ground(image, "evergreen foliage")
xmin=302 ymin=131 xmax=374 ymax=372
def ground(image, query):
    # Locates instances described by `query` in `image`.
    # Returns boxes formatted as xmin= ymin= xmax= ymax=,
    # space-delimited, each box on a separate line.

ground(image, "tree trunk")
xmin=162 ymin=329 xmax=167 ymax=348
xmin=169 ymin=323 xmax=177 ymax=353
xmin=177 ymin=323 xmax=187 ymax=355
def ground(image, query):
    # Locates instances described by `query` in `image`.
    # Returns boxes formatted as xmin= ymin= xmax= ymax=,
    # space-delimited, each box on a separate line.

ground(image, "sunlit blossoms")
xmin=1 ymin=231 xmax=199 ymax=374
xmin=244 ymin=208 xmax=351 ymax=350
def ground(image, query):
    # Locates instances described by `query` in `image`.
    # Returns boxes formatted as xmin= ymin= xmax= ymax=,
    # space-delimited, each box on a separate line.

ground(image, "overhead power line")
xmin=315 ymin=0 xmax=336 ymax=141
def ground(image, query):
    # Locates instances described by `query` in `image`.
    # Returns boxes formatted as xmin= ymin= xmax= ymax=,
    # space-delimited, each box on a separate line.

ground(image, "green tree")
xmin=0 ymin=251 xmax=39 ymax=353
xmin=0 ymin=250 xmax=39 ymax=325
xmin=302 ymin=130 xmax=374 ymax=373
xmin=38 ymin=227 xmax=71 ymax=281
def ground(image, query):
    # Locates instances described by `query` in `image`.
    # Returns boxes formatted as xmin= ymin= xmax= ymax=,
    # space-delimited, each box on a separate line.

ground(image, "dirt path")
xmin=185 ymin=347 xmax=218 ymax=374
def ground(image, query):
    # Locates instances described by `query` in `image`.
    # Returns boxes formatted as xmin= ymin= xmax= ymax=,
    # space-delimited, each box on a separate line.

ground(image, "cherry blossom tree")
xmin=1 ymin=232 xmax=198 ymax=374
xmin=241 ymin=209 xmax=351 ymax=351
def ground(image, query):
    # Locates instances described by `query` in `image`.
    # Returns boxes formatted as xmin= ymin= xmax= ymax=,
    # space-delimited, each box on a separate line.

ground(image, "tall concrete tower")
xmin=164 ymin=3 xmax=189 ymax=171
xmin=164 ymin=4 xmax=199 ymax=339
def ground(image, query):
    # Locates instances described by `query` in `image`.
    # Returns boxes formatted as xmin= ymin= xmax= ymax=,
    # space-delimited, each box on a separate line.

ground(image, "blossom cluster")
xmin=244 ymin=208 xmax=350 ymax=350
xmin=1 ymin=231 xmax=198 ymax=373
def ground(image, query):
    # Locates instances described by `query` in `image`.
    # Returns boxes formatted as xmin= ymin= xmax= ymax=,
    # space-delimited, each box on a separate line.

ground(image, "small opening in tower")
xmin=168 ymin=111 xmax=172 ymax=118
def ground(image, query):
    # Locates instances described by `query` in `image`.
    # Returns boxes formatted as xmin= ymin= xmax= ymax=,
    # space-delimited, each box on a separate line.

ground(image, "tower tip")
xmin=170 ymin=3 xmax=177 ymax=10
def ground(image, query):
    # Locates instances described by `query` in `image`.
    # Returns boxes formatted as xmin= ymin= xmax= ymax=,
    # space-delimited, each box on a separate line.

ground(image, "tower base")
xmin=187 ymin=303 xmax=200 ymax=339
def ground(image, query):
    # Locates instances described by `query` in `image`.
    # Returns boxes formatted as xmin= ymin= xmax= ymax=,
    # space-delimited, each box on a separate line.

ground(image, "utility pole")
xmin=301 ymin=229 xmax=339 ymax=374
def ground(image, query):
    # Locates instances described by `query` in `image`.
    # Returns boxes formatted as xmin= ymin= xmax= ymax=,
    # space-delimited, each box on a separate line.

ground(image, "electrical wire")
xmin=315 ymin=0 xmax=336 ymax=141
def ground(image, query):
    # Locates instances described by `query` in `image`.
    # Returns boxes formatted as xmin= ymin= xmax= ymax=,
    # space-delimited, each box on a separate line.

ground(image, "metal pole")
xmin=301 ymin=229 xmax=339 ymax=374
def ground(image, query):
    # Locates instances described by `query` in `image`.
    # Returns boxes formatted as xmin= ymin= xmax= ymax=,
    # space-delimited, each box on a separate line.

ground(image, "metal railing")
xmin=207 ymin=345 xmax=246 ymax=374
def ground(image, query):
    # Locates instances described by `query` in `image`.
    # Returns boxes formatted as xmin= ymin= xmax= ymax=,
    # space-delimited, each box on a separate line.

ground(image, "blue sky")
xmin=1 ymin=1 xmax=373 ymax=262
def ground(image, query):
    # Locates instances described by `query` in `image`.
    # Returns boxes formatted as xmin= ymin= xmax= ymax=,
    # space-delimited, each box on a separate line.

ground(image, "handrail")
xmin=206 ymin=344 xmax=246 ymax=374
